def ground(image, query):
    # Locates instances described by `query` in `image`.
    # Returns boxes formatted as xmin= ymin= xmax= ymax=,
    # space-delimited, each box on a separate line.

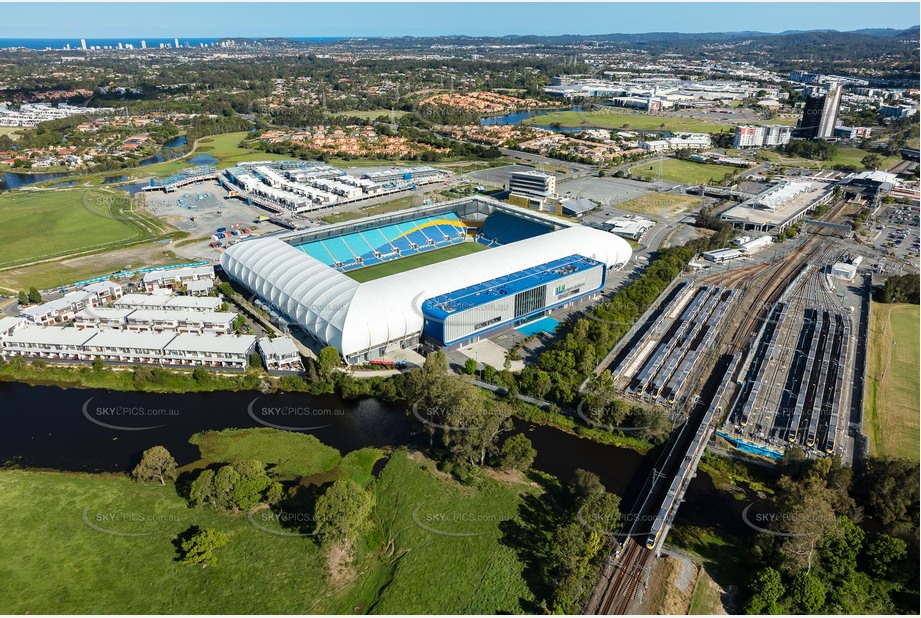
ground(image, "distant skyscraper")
xmin=117 ymin=42 xmax=123 ymax=49
xmin=174 ymin=38 xmax=180 ymax=48
xmin=795 ymin=83 xmax=843 ymax=140
xmin=80 ymin=38 xmax=87 ymax=50
xmin=141 ymin=40 xmax=146 ymax=49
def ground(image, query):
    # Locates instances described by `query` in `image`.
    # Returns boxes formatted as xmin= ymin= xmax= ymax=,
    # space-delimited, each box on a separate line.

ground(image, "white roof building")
xmin=0 ymin=316 xmax=27 ymax=339
xmin=222 ymin=224 xmax=631 ymax=363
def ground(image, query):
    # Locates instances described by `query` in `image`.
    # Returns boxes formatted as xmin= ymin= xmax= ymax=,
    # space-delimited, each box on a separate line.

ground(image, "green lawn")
xmin=522 ymin=110 xmax=729 ymax=133
xmin=0 ymin=189 xmax=170 ymax=270
xmin=346 ymin=241 xmax=487 ymax=282
xmin=628 ymin=159 xmax=738 ymax=185
xmin=761 ymin=147 xmax=902 ymax=170
xmin=0 ymin=434 xmax=538 ymax=613
xmin=188 ymin=428 xmax=343 ymax=478
xmin=865 ymin=302 xmax=920 ymax=460
xmin=831 ymin=147 xmax=902 ymax=169
xmin=335 ymin=110 xmax=408 ymax=121
xmin=616 ymin=193 xmax=703 ymax=217
xmin=322 ymin=196 xmax=423 ymax=224
xmin=0 ymin=126 xmax=21 ymax=140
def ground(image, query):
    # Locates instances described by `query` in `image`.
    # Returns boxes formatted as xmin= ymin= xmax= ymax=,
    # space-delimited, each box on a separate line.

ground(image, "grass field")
xmin=628 ymin=158 xmax=738 ymax=185
xmin=761 ymin=147 xmax=902 ymax=170
xmin=865 ymin=302 xmax=920 ymax=460
xmin=616 ymin=192 xmax=704 ymax=217
xmin=0 ymin=188 xmax=175 ymax=284
xmin=335 ymin=109 xmax=409 ymax=121
xmin=0 ymin=433 xmax=537 ymax=613
xmin=0 ymin=126 xmax=21 ymax=140
xmin=522 ymin=110 xmax=729 ymax=133
xmin=346 ymin=241 xmax=487 ymax=282
xmin=321 ymin=196 xmax=423 ymax=224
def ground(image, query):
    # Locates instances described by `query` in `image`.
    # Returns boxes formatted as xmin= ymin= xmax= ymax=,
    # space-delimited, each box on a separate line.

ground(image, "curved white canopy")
xmin=221 ymin=225 xmax=631 ymax=360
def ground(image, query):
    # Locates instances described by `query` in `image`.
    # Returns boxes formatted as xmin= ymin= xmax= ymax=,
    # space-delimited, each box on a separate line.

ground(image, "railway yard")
xmin=723 ymin=263 xmax=856 ymax=459
xmin=610 ymin=282 xmax=737 ymax=410
xmin=588 ymin=197 xmax=881 ymax=614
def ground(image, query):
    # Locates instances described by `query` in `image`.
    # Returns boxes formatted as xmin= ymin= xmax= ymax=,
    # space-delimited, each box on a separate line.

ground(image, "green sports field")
xmin=865 ymin=302 xmax=920 ymax=460
xmin=628 ymin=158 xmax=739 ymax=185
xmin=0 ymin=189 xmax=172 ymax=270
xmin=346 ymin=241 xmax=487 ymax=282
xmin=522 ymin=110 xmax=729 ymax=133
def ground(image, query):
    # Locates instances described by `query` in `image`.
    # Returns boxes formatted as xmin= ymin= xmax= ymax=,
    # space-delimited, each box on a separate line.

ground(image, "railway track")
xmin=597 ymin=539 xmax=650 ymax=614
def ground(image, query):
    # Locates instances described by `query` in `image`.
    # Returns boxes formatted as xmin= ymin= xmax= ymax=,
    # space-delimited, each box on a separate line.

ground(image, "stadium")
xmin=221 ymin=196 xmax=632 ymax=364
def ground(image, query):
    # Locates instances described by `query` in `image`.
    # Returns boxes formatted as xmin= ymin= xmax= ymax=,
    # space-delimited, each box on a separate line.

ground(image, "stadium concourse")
xmin=221 ymin=197 xmax=632 ymax=364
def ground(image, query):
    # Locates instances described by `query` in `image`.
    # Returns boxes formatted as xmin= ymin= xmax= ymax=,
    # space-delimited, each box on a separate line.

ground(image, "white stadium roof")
xmin=221 ymin=225 xmax=631 ymax=360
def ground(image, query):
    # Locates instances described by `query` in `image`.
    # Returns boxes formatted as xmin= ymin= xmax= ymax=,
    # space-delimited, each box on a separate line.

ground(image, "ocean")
xmin=0 ymin=37 xmax=350 ymax=50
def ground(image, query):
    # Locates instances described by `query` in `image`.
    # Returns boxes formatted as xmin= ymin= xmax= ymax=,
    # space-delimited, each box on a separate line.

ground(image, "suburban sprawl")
xmin=0 ymin=15 xmax=918 ymax=618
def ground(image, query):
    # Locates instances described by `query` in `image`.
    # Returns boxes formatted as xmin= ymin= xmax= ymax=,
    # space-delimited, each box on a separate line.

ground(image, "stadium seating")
xmin=294 ymin=213 xmax=468 ymax=271
xmin=479 ymin=211 xmax=553 ymax=246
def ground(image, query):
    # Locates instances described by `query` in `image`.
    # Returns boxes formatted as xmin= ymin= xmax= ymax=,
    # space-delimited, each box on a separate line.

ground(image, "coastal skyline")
xmin=0 ymin=2 xmax=918 ymax=38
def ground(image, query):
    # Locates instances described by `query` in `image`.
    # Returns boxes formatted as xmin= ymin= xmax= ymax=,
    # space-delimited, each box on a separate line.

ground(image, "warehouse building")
xmin=702 ymin=248 xmax=744 ymax=263
xmin=605 ymin=216 xmax=655 ymax=240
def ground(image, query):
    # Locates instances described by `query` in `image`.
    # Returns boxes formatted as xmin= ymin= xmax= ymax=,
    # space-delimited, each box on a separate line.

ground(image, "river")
xmin=0 ymin=135 xmax=192 ymax=191
xmin=0 ymin=381 xmax=749 ymax=533
xmin=479 ymin=106 xmax=601 ymax=133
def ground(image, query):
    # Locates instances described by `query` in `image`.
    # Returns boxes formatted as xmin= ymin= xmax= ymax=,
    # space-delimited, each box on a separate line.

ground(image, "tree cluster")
xmin=742 ymin=453 xmax=918 ymax=615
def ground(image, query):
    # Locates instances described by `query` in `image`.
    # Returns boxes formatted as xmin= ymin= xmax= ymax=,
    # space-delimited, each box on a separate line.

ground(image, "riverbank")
xmin=0 ymin=430 xmax=540 ymax=613
xmin=0 ymin=359 xmax=654 ymax=454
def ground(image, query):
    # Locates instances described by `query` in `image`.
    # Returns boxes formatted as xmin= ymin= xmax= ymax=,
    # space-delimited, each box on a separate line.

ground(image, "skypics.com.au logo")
xmin=247 ymin=396 xmax=344 ymax=431
xmin=82 ymin=396 xmax=179 ymax=431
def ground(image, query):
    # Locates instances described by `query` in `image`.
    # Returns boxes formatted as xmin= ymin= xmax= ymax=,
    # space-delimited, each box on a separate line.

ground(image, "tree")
xmin=744 ymin=567 xmax=785 ymax=614
xmin=132 ymin=446 xmax=177 ymax=485
xmin=860 ymin=153 xmax=882 ymax=170
xmin=497 ymin=434 xmax=536 ymax=471
xmin=570 ymin=469 xmax=605 ymax=500
xmin=789 ymin=572 xmax=826 ymax=614
xmin=17 ymin=290 xmax=27 ymax=305
xmin=772 ymin=473 xmax=837 ymax=574
xmin=212 ymin=465 xmax=242 ymax=509
xmin=92 ymin=356 xmax=105 ymax=373
xmin=190 ymin=469 xmax=216 ymax=507
xmin=28 ymin=286 xmax=42 ymax=304
xmin=179 ymin=527 xmax=228 ymax=568
xmin=579 ymin=491 xmax=621 ymax=537
xmin=314 ymin=479 xmax=374 ymax=546
xmin=862 ymin=533 xmax=906 ymax=579
xmin=443 ymin=392 xmax=513 ymax=466
xmin=820 ymin=516 xmax=864 ymax=582
xmin=316 ymin=346 xmax=340 ymax=379
xmin=463 ymin=357 xmax=477 ymax=375
xmin=861 ymin=457 xmax=919 ymax=525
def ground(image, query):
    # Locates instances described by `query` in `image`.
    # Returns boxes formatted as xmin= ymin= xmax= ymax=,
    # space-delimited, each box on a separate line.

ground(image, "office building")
xmin=795 ymin=84 xmax=842 ymax=139
xmin=508 ymin=170 xmax=557 ymax=209
xmin=80 ymin=39 xmax=87 ymax=50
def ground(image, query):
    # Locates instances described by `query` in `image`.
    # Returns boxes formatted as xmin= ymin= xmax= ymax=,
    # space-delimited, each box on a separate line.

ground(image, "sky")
xmin=0 ymin=2 xmax=917 ymax=39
